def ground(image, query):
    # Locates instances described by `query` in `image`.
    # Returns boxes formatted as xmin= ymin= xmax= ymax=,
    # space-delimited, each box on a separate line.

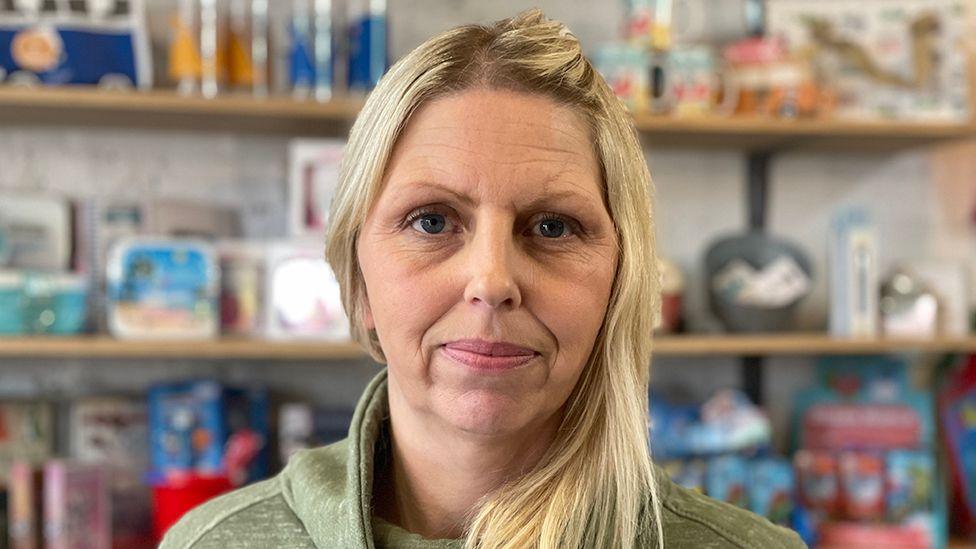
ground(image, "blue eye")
xmin=534 ymin=217 xmax=573 ymax=238
xmin=411 ymin=213 xmax=448 ymax=234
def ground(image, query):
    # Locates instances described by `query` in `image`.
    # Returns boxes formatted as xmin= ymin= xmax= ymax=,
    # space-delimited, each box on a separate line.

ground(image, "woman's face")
xmin=357 ymin=88 xmax=618 ymax=437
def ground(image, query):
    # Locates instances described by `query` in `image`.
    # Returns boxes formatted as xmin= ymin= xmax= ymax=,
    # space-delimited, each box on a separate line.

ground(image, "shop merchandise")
xmin=148 ymin=379 xmax=269 ymax=483
xmin=940 ymin=354 xmax=976 ymax=538
xmin=265 ymin=241 xmax=348 ymax=341
xmin=828 ymin=207 xmax=880 ymax=338
xmin=346 ymin=0 xmax=387 ymax=91
xmin=792 ymin=356 xmax=944 ymax=547
xmin=766 ymin=0 xmax=972 ymax=122
xmin=0 ymin=0 xmax=151 ymax=88
xmin=880 ymin=267 xmax=940 ymax=339
xmin=43 ymin=460 xmax=112 ymax=549
xmin=217 ymin=240 xmax=266 ymax=336
xmin=288 ymin=138 xmax=345 ymax=238
xmin=0 ymin=401 xmax=54 ymax=483
xmin=106 ymin=237 xmax=219 ymax=340
xmin=8 ymin=460 xmax=43 ymax=549
xmin=0 ymin=195 xmax=72 ymax=272
xmin=69 ymin=397 xmax=152 ymax=549
xmin=0 ymin=272 xmax=88 ymax=335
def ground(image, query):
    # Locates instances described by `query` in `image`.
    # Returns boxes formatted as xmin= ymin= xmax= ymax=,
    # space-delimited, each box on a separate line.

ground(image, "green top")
xmin=160 ymin=369 xmax=806 ymax=548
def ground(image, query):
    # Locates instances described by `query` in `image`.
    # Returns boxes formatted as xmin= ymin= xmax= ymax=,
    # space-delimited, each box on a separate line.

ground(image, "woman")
xmin=162 ymin=10 xmax=805 ymax=549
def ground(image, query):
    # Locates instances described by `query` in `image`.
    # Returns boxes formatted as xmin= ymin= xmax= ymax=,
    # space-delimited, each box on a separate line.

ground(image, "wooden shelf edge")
xmin=0 ymin=334 xmax=973 ymax=360
xmin=0 ymin=336 xmax=367 ymax=360
xmin=1 ymin=86 xmax=972 ymax=147
xmin=653 ymin=333 xmax=976 ymax=356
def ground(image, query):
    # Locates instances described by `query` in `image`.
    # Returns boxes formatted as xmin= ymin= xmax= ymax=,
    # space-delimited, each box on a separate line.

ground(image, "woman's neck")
xmin=372 ymin=395 xmax=560 ymax=540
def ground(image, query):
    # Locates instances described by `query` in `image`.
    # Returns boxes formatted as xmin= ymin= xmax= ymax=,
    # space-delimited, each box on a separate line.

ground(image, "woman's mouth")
xmin=440 ymin=339 xmax=539 ymax=371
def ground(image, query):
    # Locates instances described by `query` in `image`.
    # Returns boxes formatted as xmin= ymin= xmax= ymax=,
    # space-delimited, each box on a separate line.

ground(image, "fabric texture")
xmin=160 ymin=369 xmax=806 ymax=548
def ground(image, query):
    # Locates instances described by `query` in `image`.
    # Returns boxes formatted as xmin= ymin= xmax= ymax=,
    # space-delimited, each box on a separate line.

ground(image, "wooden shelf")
xmin=0 ymin=334 xmax=973 ymax=361
xmin=0 ymin=86 xmax=363 ymax=135
xmin=0 ymin=336 xmax=366 ymax=360
xmin=652 ymin=333 xmax=976 ymax=356
xmin=951 ymin=538 xmax=976 ymax=548
xmin=0 ymin=85 xmax=972 ymax=149
xmin=632 ymin=113 xmax=976 ymax=151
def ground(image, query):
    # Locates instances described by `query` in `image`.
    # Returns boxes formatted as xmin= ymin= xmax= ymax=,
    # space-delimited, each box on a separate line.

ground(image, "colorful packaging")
xmin=289 ymin=0 xmax=316 ymax=98
xmin=106 ymin=238 xmax=218 ymax=340
xmin=838 ymin=451 xmax=885 ymax=520
xmin=346 ymin=0 xmax=387 ymax=91
xmin=0 ymin=401 xmax=54 ymax=483
xmin=663 ymin=459 xmax=707 ymax=493
xmin=265 ymin=242 xmax=349 ymax=341
xmin=218 ymin=241 xmax=266 ymax=336
xmin=43 ymin=460 xmax=111 ymax=549
xmin=592 ymin=44 xmax=650 ymax=113
xmin=8 ymin=460 xmax=43 ymax=549
xmin=828 ymin=207 xmax=880 ymax=338
xmin=69 ymin=396 xmax=152 ymax=549
xmin=0 ymin=0 xmax=152 ymax=88
xmin=795 ymin=449 xmax=839 ymax=516
xmin=148 ymin=380 xmax=269 ymax=483
xmin=705 ymin=455 xmax=748 ymax=508
xmin=748 ymin=458 xmax=794 ymax=526
xmin=766 ymin=0 xmax=971 ymax=122
xmin=886 ymin=450 xmax=934 ymax=523
xmin=288 ymin=139 xmax=345 ymax=238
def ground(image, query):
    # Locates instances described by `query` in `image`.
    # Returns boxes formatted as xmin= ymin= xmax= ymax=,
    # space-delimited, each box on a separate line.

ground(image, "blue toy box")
xmin=148 ymin=380 xmax=269 ymax=484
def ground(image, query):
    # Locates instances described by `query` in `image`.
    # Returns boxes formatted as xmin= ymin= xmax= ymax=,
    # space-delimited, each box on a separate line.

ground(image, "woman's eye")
xmin=410 ymin=213 xmax=449 ymax=234
xmin=533 ymin=217 xmax=574 ymax=239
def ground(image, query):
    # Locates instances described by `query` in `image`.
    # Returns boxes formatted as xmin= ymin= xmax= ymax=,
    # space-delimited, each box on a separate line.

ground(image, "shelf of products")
xmin=0 ymin=86 xmax=972 ymax=150
xmin=2 ymin=334 xmax=975 ymax=360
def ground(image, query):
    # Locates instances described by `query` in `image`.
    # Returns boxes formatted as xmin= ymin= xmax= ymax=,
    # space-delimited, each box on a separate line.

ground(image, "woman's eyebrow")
xmin=401 ymin=182 xmax=597 ymax=213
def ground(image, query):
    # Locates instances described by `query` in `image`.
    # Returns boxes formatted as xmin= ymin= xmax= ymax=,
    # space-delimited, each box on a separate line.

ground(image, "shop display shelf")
xmin=0 ymin=333 xmax=974 ymax=360
xmin=0 ymin=86 xmax=972 ymax=150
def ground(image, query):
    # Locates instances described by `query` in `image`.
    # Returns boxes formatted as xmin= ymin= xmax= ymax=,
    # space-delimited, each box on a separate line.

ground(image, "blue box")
xmin=148 ymin=380 xmax=269 ymax=483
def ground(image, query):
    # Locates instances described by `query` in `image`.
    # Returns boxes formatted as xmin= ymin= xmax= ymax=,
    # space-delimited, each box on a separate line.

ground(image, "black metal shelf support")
xmin=742 ymin=150 xmax=773 ymax=405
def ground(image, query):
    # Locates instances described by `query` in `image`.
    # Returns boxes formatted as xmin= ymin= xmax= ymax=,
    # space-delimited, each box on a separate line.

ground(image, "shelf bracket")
xmin=742 ymin=151 xmax=773 ymax=405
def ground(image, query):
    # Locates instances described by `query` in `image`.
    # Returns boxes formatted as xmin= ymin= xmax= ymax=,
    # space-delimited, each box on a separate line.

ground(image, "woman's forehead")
xmin=380 ymin=88 xmax=603 ymax=206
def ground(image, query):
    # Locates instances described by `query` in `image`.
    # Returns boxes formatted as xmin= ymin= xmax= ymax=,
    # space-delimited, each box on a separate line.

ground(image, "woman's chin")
xmin=435 ymin=389 xmax=533 ymax=436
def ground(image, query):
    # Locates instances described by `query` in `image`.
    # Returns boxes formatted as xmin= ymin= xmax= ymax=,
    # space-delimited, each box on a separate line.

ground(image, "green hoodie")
xmin=161 ymin=370 xmax=806 ymax=548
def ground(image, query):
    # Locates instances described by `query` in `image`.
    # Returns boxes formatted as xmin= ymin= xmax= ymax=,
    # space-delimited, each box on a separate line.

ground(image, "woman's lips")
xmin=441 ymin=339 xmax=539 ymax=371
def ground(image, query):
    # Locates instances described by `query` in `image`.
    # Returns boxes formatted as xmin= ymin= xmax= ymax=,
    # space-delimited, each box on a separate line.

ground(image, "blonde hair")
xmin=325 ymin=9 xmax=664 ymax=549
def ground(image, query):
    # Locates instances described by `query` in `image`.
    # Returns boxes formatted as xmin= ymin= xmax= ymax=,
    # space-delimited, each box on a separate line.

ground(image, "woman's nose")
xmin=462 ymin=220 xmax=522 ymax=310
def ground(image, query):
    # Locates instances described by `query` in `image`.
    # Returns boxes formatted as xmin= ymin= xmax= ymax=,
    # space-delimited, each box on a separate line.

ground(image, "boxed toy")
xmin=0 ymin=401 xmax=54 ymax=483
xmin=217 ymin=240 xmax=266 ymax=337
xmin=766 ymin=0 xmax=973 ymax=122
xmin=288 ymin=139 xmax=345 ymax=238
xmin=148 ymin=380 xmax=269 ymax=483
xmin=43 ymin=460 xmax=111 ymax=549
xmin=0 ymin=0 xmax=151 ymax=88
xmin=939 ymin=353 xmax=976 ymax=538
xmin=8 ymin=460 xmax=43 ymax=549
xmin=265 ymin=241 xmax=349 ymax=341
xmin=70 ymin=397 xmax=152 ymax=549
xmin=106 ymin=237 xmax=219 ymax=340
xmin=792 ymin=355 xmax=945 ymax=548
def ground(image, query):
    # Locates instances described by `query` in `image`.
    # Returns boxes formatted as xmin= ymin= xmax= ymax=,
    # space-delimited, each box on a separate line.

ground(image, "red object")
xmin=818 ymin=521 xmax=930 ymax=549
xmin=803 ymin=403 xmax=922 ymax=450
xmin=152 ymin=473 xmax=232 ymax=541
xmin=838 ymin=452 xmax=885 ymax=520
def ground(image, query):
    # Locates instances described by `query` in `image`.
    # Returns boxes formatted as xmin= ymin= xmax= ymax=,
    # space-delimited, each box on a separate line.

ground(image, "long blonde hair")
xmin=325 ymin=9 xmax=664 ymax=549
